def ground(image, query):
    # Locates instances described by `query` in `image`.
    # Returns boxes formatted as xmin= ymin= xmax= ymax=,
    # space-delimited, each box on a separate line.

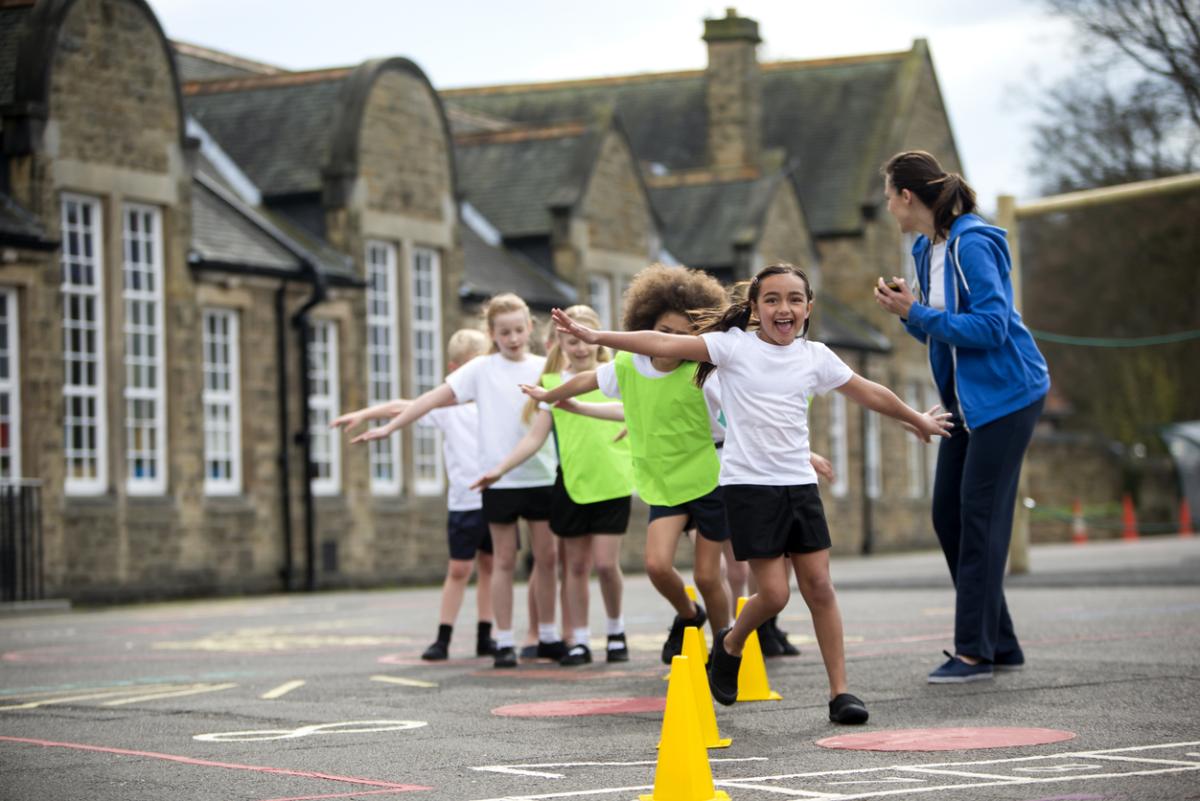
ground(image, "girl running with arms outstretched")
xmin=549 ymin=263 xmax=952 ymax=723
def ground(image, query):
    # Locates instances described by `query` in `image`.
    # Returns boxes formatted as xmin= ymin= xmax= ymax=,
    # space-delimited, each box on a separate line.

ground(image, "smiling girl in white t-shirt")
xmin=550 ymin=264 xmax=952 ymax=724
xmin=356 ymin=293 xmax=561 ymax=669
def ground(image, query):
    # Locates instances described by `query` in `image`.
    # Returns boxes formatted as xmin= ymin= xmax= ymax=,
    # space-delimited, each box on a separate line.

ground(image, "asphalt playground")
xmin=1 ymin=535 xmax=1198 ymax=801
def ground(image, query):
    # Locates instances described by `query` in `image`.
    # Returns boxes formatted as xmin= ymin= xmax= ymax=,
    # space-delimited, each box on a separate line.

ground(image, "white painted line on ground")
xmin=370 ymin=675 xmax=438 ymax=688
xmin=472 ymin=757 xmax=767 ymax=779
xmin=1077 ymin=753 xmax=1200 ymax=767
xmin=194 ymin=719 xmax=428 ymax=743
xmin=898 ymin=766 xmax=1027 ymax=781
xmin=101 ymin=683 xmax=238 ymax=706
xmin=261 ymin=679 xmax=306 ymax=699
xmin=715 ymin=781 xmax=842 ymax=797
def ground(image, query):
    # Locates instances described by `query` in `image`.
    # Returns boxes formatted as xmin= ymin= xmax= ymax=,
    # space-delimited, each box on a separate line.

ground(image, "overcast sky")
xmin=152 ymin=0 xmax=1080 ymax=213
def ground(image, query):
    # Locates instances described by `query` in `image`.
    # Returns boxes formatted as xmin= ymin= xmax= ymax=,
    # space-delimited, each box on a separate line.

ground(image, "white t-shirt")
xmin=699 ymin=328 xmax=853 ymax=486
xmin=444 ymin=352 xmax=557 ymax=489
xmin=595 ymin=354 xmax=725 ymax=442
xmin=423 ymin=404 xmax=482 ymax=512
xmin=928 ymin=241 xmax=947 ymax=310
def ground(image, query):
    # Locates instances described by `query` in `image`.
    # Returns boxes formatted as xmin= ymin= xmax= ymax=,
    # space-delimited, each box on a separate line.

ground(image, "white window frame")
xmin=122 ymin=203 xmax=167 ymax=495
xmin=202 ymin=308 xmax=242 ymax=496
xmin=365 ymin=241 xmax=402 ymax=495
xmin=905 ymin=381 xmax=924 ymax=499
xmin=829 ymin=392 xmax=849 ymax=498
xmin=865 ymin=409 xmax=882 ymax=500
xmin=587 ymin=273 xmax=613 ymax=329
xmin=308 ymin=320 xmax=341 ymax=496
xmin=61 ymin=193 xmax=108 ymax=496
xmin=0 ymin=288 xmax=20 ymax=481
xmin=410 ymin=246 xmax=443 ymax=496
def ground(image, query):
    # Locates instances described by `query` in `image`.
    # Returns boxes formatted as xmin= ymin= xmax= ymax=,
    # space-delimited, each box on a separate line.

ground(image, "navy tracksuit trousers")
xmin=932 ymin=397 xmax=1044 ymax=661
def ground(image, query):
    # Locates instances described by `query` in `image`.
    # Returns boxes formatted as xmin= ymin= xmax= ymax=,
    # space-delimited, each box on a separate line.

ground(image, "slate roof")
xmin=813 ymin=299 xmax=892 ymax=354
xmin=184 ymin=72 xmax=351 ymax=197
xmin=171 ymin=41 xmax=284 ymax=83
xmin=0 ymin=6 xmax=31 ymax=107
xmin=0 ymin=190 xmax=54 ymax=250
xmin=454 ymin=125 xmax=600 ymax=239
xmin=443 ymin=50 xmax=912 ymax=236
xmin=460 ymin=224 xmax=572 ymax=309
xmin=648 ymin=175 xmax=778 ymax=269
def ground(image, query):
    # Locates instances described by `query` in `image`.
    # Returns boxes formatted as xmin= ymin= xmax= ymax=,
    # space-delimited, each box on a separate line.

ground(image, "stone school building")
xmin=1 ymin=0 xmax=964 ymax=601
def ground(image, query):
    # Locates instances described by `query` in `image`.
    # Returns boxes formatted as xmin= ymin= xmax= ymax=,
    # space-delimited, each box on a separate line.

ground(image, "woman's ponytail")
xmin=884 ymin=151 xmax=977 ymax=241
xmin=930 ymin=172 xmax=976 ymax=242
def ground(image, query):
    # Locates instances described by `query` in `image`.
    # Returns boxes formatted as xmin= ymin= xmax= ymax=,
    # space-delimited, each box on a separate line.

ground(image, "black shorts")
xmin=481 ymin=485 xmax=554 ymax=525
xmin=648 ymin=485 xmax=730 ymax=542
xmin=723 ymin=483 xmax=832 ymax=560
xmin=550 ymin=469 xmax=630 ymax=537
xmin=446 ymin=509 xmax=493 ymax=560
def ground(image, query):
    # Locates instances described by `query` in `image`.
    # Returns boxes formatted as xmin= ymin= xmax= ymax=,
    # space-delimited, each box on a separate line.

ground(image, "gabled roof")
xmin=648 ymin=173 xmax=778 ymax=269
xmin=443 ymin=49 xmax=916 ymax=237
xmin=184 ymin=70 xmax=351 ymax=197
xmin=171 ymin=40 xmax=285 ymax=83
xmin=454 ymin=123 xmax=601 ymax=239
xmin=814 ymin=299 xmax=892 ymax=354
xmin=460 ymin=224 xmax=573 ymax=310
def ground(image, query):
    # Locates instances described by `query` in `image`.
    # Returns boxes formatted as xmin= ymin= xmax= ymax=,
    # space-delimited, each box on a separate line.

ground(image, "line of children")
xmin=472 ymin=305 xmax=633 ymax=665
xmin=354 ymin=294 xmax=565 ymax=668
xmin=524 ymin=266 xmax=734 ymax=663
xmin=548 ymin=263 xmax=952 ymax=724
xmin=330 ymin=328 xmax=497 ymax=660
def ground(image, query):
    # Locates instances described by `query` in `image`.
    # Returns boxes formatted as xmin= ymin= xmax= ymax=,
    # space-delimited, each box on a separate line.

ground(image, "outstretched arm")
xmin=330 ymin=399 xmax=412 ymax=435
xmin=835 ymin=375 xmax=952 ymax=441
xmin=470 ymin=410 xmax=554 ymax=491
xmin=554 ymin=397 xmax=626 ymax=422
xmin=521 ymin=369 xmax=600 ymax=406
xmin=551 ymin=308 xmax=710 ymax=362
xmin=351 ymin=383 xmax=457 ymax=443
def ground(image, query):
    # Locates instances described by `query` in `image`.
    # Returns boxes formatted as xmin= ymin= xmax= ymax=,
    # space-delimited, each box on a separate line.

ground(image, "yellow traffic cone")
xmin=735 ymin=597 xmax=782 ymax=703
xmin=641 ymin=655 xmax=731 ymax=801
xmin=665 ymin=586 xmax=709 ymax=682
xmin=683 ymin=626 xmax=731 ymax=748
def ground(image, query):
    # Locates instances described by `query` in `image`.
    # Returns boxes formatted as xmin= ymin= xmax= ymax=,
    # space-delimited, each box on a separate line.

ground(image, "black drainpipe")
xmin=275 ymin=284 xmax=295 ymax=590
xmin=859 ymin=351 xmax=875 ymax=556
xmin=291 ymin=262 xmax=327 ymax=592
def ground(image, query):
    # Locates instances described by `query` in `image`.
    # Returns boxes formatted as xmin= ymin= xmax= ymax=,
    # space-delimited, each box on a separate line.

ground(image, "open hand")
xmin=351 ymin=424 xmax=394 ymax=444
xmin=909 ymin=404 xmax=953 ymax=442
xmin=874 ymin=276 xmax=915 ymax=318
xmin=810 ymin=452 xmax=835 ymax=483
xmin=470 ymin=469 xmax=503 ymax=492
xmin=550 ymin=308 xmax=601 ymax=344
xmin=519 ymin=383 xmax=550 ymax=402
xmin=330 ymin=410 xmax=368 ymax=434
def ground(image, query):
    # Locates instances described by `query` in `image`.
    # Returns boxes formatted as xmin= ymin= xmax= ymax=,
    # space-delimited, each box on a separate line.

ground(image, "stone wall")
xmin=583 ymin=131 xmax=653 ymax=258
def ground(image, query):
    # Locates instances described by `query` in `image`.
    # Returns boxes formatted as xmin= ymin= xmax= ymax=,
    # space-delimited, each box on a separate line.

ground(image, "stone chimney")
xmin=703 ymin=8 xmax=762 ymax=169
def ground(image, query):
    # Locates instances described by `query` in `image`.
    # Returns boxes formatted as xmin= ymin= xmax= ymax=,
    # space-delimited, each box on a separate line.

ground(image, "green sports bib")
xmin=612 ymin=352 xmax=719 ymax=506
xmin=542 ymin=372 xmax=633 ymax=504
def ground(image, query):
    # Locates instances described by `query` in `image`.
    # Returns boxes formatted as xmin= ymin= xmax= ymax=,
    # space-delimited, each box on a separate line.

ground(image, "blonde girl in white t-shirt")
xmin=550 ymin=264 xmax=952 ymax=723
xmin=356 ymin=293 xmax=562 ymax=669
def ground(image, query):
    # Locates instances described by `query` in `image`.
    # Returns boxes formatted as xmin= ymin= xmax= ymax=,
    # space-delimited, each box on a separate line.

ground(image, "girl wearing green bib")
xmin=523 ymin=266 xmax=734 ymax=663
xmin=475 ymin=306 xmax=632 ymax=666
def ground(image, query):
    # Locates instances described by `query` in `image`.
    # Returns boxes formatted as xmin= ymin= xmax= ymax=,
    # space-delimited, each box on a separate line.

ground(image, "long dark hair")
xmin=883 ymin=150 xmax=976 ymax=242
xmin=692 ymin=263 xmax=813 ymax=387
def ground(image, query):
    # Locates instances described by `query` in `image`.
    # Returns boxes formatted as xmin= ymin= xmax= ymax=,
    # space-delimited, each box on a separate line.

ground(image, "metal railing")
xmin=0 ymin=480 xmax=43 ymax=602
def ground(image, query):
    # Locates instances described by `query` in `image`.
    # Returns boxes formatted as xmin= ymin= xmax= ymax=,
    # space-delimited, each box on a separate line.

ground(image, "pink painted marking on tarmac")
xmin=0 ymin=736 xmax=429 ymax=791
xmin=817 ymin=727 xmax=1076 ymax=752
xmin=493 ymin=696 xmax=665 ymax=717
xmin=259 ymin=790 xmax=422 ymax=801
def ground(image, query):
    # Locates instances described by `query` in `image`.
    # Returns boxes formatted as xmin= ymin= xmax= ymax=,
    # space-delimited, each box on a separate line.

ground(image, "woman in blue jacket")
xmin=875 ymin=150 xmax=1050 ymax=684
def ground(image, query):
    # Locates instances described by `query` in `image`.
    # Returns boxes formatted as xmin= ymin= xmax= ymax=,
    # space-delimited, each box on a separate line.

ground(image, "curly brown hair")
xmin=621 ymin=264 xmax=728 ymax=332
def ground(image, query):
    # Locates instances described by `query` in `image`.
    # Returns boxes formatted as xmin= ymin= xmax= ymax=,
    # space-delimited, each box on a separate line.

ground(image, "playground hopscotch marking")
xmin=465 ymin=741 xmax=1200 ymax=800
xmin=0 ymin=682 xmax=237 ymax=710
xmin=261 ymin=680 xmax=306 ymax=699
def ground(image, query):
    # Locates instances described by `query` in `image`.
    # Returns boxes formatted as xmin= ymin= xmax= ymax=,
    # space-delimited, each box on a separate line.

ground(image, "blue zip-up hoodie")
xmin=904 ymin=213 xmax=1050 ymax=430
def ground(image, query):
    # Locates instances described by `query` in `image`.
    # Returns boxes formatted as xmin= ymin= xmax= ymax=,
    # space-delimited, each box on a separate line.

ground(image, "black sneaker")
xmin=774 ymin=625 xmax=801 ymax=657
xmin=661 ymin=603 xmax=707 ymax=665
xmin=758 ymin=619 xmax=785 ymax=658
xmin=476 ymin=637 xmax=497 ymax=657
xmin=606 ymin=633 xmax=630 ymax=663
xmin=536 ymin=640 xmax=568 ymax=660
xmin=421 ymin=640 xmax=449 ymax=661
xmin=519 ymin=644 xmax=539 ymax=660
xmin=828 ymin=693 xmax=869 ymax=725
xmin=493 ymin=646 xmax=518 ymax=668
xmin=560 ymin=643 xmax=592 ymax=666
xmin=707 ymin=627 xmax=741 ymax=706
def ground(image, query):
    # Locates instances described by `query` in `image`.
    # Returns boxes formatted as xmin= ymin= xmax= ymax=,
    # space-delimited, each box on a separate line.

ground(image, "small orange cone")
xmin=1180 ymin=497 xmax=1195 ymax=538
xmin=1122 ymin=493 xmax=1139 ymax=540
xmin=641 ymin=656 xmax=731 ymax=801
xmin=734 ymin=597 xmax=782 ymax=703
xmin=1071 ymin=498 xmax=1088 ymax=545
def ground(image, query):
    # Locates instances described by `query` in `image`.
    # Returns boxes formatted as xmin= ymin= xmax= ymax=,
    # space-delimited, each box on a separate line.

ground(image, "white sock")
xmin=606 ymin=616 xmax=625 ymax=636
xmin=538 ymin=623 xmax=559 ymax=643
xmin=495 ymin=629 xmax=515 ymax=648
xmin=573 ymin=627 xmax=590 ymax=648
